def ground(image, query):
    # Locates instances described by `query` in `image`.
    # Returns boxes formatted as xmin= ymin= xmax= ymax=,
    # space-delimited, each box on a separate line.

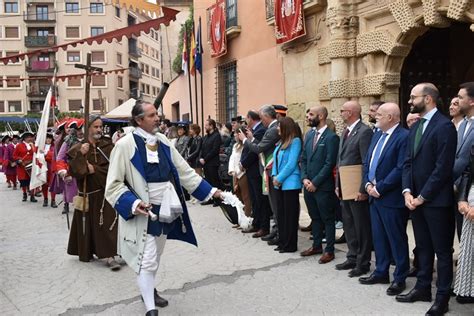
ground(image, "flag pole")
xmin=199 ymin=17 xmax=204 ymax=130
xmin=193 ymin=21 xmax=199 ymax=125
xmin=186 ymin=28 xmax=194 ymax=124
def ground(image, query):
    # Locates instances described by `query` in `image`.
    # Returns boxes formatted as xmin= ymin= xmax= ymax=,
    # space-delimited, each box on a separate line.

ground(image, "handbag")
xmin=73 ymin=195 xmax=89 ymax=212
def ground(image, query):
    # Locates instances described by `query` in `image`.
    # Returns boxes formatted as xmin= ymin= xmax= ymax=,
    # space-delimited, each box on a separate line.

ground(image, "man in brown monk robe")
xmin=67 ymin=115 xmax=120 ymax=270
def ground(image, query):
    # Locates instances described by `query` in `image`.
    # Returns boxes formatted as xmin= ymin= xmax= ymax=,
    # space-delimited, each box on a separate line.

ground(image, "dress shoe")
xmin=279 ymin=248 xmax=297 ymax=253
xmin=261 ymin=231 xmax=276 ymax=241
xmin=43 ymin=199 xmax=48 ymax=207
xmin=300 ymin=223 xmax=312 ymax=232
xmin=335 ymin=260 xmax=356 ymax=271
xmin=30 ymin=195 xmax=38 ymax=202
xmin=386 ymin=281 xmax=406 ymax=296
xmin=153 ymin=289 xmax=168 ymax=308
xmin=267 ymin=236 xmax=279 ymax=246
xmin=426 ymin=297 xmax=449 ymax=315
xmin=348 ymin=267 xmax=369 ymax=278
xmin=22 ymin=193 xmax=27 ymax=202
xmin=300 ymin=246 xmax=323 ymax=257
xmin=241 ymin=226 xmax=258 ymax=233
xmin=335 ymin=233 xmax=346 ymax=244
xmin=200 ymin=200 xmax=213 ymax=206
xmin=358 ymin=273 xmax=389 ymax=285
xmin=145 ymin=309 xmax=158 ymax=316
xmin=407 ymin=267 xmax=418 ymax=278
xmin=51 ymin=200 xmax=58 ymax=208
xmin=396 ymin=288 xmax=432 ymax=303
xmin=456 ymin=295 xmax=474 ymax=304
xmin=274 ymin=246 xmax=281 ymax=251
xmin=318 ymin=252 xmax=335 ymax=264
xmin=252 ymin=229 xmax=268 ymax=238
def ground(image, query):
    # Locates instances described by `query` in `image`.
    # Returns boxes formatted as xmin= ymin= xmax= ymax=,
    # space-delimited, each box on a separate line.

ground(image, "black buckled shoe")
xmin=30 ymin=195 xmax=38 ymax=202
xmin=43 ymin=199 xmax=48 ymax=207
xmin=145 ymin=309 xmax=158 ymax=316
xmin=22 ymin=193 xmax=27 ymax=202
xmin=154 ymin=289 xmax=168 ymax=308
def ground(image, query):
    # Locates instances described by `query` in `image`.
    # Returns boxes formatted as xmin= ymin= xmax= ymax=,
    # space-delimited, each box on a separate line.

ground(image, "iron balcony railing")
xmin=24 ymin=35 xmax=56 ymax=47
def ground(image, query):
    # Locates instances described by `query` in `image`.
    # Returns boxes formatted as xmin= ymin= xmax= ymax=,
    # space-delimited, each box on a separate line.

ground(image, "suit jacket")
xmin=402 ymin=110 xmax=457 ymax=207
xmin=271 ymin=138 xmax=302 ymax=190
xmin=363 ymin=125 xmax=409 ymax=208
xmin=453 ymin=118 xmax=474 ymax=186
xmin=187 ymin=135 xmax=202 ymax=168
xmin=301 ymin=128 xmax=339 ymax=192
xmin=337 ymin=120 xmax=373 ymax=193
xmin=240 ymin=122 xmax=266 ymax=178
xmin=200 ymin=130 xmax=222 ymax=167
xmin=244 ymin=120 xmax=280 ymax=174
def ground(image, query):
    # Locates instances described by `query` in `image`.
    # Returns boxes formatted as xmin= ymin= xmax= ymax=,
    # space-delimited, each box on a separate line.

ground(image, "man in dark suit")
xmin=199 ymin=118 xmax=222 ymax=206
xmin=238 ymin=105 xmax=280 ymax=239
xmin=359 ymin=103 xmax=410 ymax=296
xmin=240 ymin=110 xmax=267 ymax=233
xmin=300 ymin=106 xmax=339 ymax=263
xmin=335 ymin=101 xmax=373 ymax=277
xmin=398 ymin=83 xmax=457 ymax=316
xmin=453 ymin=82 xmax=474 ymax=240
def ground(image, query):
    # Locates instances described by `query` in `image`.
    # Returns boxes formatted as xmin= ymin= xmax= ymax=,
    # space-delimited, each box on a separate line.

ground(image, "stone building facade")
xmin=268 ymin=0 xmax=474 ymax=130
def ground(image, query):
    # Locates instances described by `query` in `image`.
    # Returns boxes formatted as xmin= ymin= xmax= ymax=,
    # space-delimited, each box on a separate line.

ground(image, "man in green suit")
xmin=300 ymin=106 xmax=340 ymax=263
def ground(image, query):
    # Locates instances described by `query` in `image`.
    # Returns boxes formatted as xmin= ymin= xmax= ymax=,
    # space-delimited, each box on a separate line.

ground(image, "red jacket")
xmin=13 ymin=142 xmax=35 ymax=180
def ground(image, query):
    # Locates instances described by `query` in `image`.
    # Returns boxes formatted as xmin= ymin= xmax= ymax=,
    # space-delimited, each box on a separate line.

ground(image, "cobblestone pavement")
xmin=0 ymin=179 xmax=471 ymax=315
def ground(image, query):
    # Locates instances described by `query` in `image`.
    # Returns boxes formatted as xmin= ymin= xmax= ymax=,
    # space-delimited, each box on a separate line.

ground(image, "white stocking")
xmin=137 ymin=270 xmax=156 ymax=312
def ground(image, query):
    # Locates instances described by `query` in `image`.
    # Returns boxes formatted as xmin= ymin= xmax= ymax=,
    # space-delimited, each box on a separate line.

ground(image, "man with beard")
xmin=453 ymin=82 xmax=474 ymax=240
xmin=67 ymin=116 xmax=120 ymax=270
xmin=105 ymin=101 xmax=222 ymax=316
xmin=398 ymin=83 xmax=457 ymax=316
xmin=300 ymin=106 xmax=339 ymax=263
xmin=335 ymin=101 xmax=373 ymax=277
xmin=368 ymin=100 xmax=384 ymax=132
xmin=199 ymin=118 xmax=223 ymax=206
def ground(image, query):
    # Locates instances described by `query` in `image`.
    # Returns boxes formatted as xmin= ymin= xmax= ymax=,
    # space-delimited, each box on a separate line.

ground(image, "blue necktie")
xmin=368 ymin=133 xmax=388 ymax=182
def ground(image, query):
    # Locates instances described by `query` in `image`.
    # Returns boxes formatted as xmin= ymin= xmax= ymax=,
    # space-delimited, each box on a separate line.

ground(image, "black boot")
xmin=51 ymin=200 xmax=58 ymax=208
xmin=145 ymin=309 xmax=158 ymax=316
xmin=30 ymin=195 xmax=38 ymax=203
xmin=22 ymin=193 xmax=27 ymax=202
xmin=43 ymin=199 xmax=48 ymax=207
xmin=62 ymin=202 xmax=69 ymax=214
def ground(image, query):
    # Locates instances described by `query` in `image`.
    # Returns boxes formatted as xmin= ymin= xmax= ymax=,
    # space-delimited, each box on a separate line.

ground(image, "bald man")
xmin=399 ymin=83 xmax=457 ymax=315
xmin=359 ymin=103 xmax=410 ymax=296
xmin=335 ymin=101 xmax=373 ymax=277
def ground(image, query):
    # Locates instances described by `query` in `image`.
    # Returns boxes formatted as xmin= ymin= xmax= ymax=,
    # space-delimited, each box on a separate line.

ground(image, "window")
xmin=0 ymin=101 xmax=4 ymax=112
xmin=152 ymin=86 xmax=156 ymax=96
xmin=66 ymin=26 xmax=80 ymax=38
xmin=6 ymin=76 xmax=21 ymax=88
xmin=91 ymin=51 xmax=105 ymax=63
xmin=66 ymin=2 xmax=79 ymax=13
xmin=8 ymin=101 xmax=21 ymax=112
xmin=68 ymin=77 xmax=82 ymax=87
xmin=38 ymin=54 xmax=50 ymax=62
xmin=68 ymin=99 xmax=82 ymax=111
xmin=90 ymin=2 xmax=104 ymax=14
xmin=5 ymin=26 xmax=19 ymax=39
xmin=4 ymin=1 xmax=18 ymax=13
xmin=145 ymin=84 xmax=150 ymax=95
xmin=92 ymin=99 xmax=104 ymax=111
xmin=67 ymin=51 xmax=80 ymax=62
xmin=92 ymin=74 xmax=106 ymax=86
xmin=226 ymin=0 xmax=238 ymax=28
xmin=90 ymin=27 xmax=104 ymax=37
xmin=116 ymin=53 xmax=122 ymax=65
xmin=37 ymin=29 xmax=49 ymax=37
xmin=145 ymin=64 xmax=149 ymax=75
xmin=117 ymin=76 xmax=123 ymax=88
xmin=36 ymin=6 xmax=48 ymax=21
xmin=115 ymin=6 xmax=120 ymax=18
xmin=217 ymin=61 xmax=237 ymax=123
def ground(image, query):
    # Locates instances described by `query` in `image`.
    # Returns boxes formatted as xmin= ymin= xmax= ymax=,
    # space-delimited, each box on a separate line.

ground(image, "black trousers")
xmin=275 ymin=188 xmax=300 ymax=251
xmin=454 ymin=203 xmax=463 ymax=241
xmin=247 ymin=175 xmax=263 ymax=229
xmin=411 ymin=205 xmax=455 ymax=298
xmin=341 ymin=199 xmax=372 ymax=269
xmin=203 ymin=165 xmax=222 ymax=189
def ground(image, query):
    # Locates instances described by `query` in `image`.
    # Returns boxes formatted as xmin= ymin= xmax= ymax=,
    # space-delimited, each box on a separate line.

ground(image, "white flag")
xmin=30 ymin=88 xmax=52 ymax=190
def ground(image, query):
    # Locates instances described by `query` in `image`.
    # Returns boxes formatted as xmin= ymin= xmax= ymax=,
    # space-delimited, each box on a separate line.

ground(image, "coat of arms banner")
xmin=209 ymin=0 xmax=227 ymax=58
xmin=274 ymin=0 xmax=306 ymax=44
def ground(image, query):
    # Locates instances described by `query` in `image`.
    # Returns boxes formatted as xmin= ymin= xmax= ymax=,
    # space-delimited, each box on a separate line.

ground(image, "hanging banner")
xmin=274 ymin=0 xmax=306 ymax=44
xmin=209 ymin=0 xmax=227 ymax=58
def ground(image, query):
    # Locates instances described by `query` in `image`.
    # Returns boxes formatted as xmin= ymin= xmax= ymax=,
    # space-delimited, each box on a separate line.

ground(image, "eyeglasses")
xmin=409 ymin=94 xmax=426 ymax=101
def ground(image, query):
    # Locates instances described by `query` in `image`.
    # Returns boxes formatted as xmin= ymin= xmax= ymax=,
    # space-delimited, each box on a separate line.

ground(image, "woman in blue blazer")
xmin=272 ymin=117 xmax=302 ymax=253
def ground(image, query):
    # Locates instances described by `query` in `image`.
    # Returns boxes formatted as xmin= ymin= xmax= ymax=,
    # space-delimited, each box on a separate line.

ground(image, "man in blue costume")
xmin=105 ymin=100 xmax=222 ymax=316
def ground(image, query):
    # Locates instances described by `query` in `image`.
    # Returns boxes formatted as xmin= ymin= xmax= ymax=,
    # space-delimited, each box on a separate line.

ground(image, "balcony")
xmin=265 ymin=0 xmax=326 ymax=24
xmin=27 ymin=87 xmax=50 ymax=98
xmin=129 ymin=67 xmax=142 ymax=80
xmin=26 ymin=60 xmax=56 ymax=73
xmin=25 ymin=0 xmax=55 ymax=3
xmin=23 ymin=11 xmax=56 ymax=23
xmin=25 ymin=35 xmax=56 ymax=47
xmin=128 ymin=46 xmax=142 ymax=59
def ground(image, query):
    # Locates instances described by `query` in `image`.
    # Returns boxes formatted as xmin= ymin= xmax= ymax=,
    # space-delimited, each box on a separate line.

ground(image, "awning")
xmin=103 ymin=98 xmax=136 ymax=119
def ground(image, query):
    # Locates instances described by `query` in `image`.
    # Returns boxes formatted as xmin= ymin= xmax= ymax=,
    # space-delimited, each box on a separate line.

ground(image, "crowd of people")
xmin=1 ymin=81 xmax=473 ymax=316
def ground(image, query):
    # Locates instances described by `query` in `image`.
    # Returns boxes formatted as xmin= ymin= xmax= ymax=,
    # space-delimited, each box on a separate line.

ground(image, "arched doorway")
xmin=399 ymin=22 xmax=474 ymax=120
